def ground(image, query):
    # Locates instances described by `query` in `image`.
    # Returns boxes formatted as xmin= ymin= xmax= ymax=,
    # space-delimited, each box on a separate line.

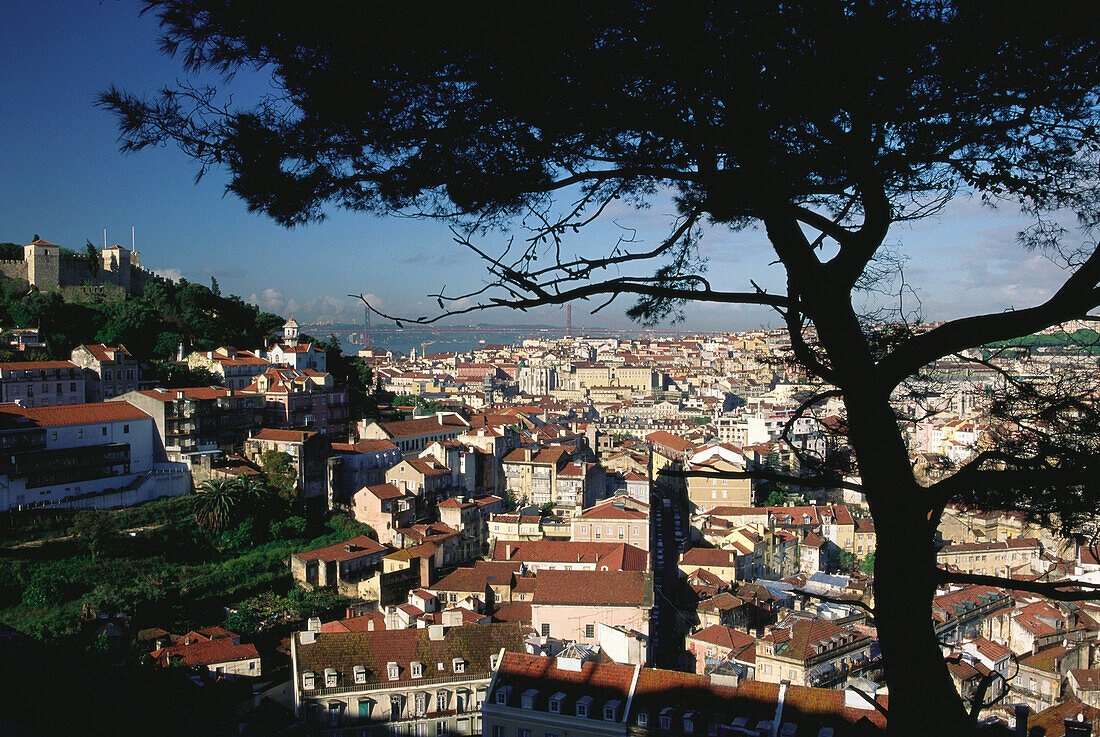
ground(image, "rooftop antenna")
xmin=103 ymin=229 xmax=107 ymax=249
xmin=131 ymin=225 xmax=135 ymax=251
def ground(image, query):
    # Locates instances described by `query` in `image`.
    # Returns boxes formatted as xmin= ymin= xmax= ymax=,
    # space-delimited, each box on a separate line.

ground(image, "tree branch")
xmin=879 ymin=245 xmax=1100 ymax=387
xmin=664 ymin=466 xmax=864 ymax=494
xmin=353 ymin=279 xmax=788 ymax=327
xmin=936 ymin=569 xmax=1100 ymax=601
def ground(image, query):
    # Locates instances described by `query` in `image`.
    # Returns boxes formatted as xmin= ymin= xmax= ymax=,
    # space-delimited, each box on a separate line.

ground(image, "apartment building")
xmin=0 ymin=401 xmax=189 ymax=511
xmin=291 ymin=622 xmax=524 ymax=735
xmin=571 ymin=498 xmax=650 ymax=551
xmin=113 ymin=386 xmax=264 ymax=460
xmin=70 ymin=343 xmax=141 ymax=401
xmin=755 ymin=616 xmax=877 ymax=689
xmin=482 ymin=652 xmax=888 ymax=737
xmin=0 ymin=360 xmax=85 ymax=406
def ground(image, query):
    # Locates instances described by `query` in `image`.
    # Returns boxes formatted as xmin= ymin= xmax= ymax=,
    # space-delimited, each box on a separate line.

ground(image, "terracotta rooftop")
xmin=292 ymin=535 xmax=388 ymax=564
xmin=532 ymin=570 xmax=652 ymax=607
xmin=294 ymin=622 xmax=524 ymax=686
xmin=251 ymin=428 xmax=318 ymax=443
xmin=0 ymin=401 xmax=150 ymax=427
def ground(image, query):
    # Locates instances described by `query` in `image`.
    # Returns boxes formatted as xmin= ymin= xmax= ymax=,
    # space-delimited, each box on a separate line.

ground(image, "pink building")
xmin=530 ymin=569 xmax=652 ymax=646
xmin=0 ymin=360 xmax=85 ymax=406
xmin=571 ymin=497 xmax=650 ymax=551
xmin=352 ymin=483 xmax=415 ymax=545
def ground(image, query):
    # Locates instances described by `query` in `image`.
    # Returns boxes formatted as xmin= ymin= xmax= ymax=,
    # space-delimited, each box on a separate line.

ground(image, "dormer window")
xmin=521 ymin=689 xmax=538 ymax=710
xmin=637 ymin=712 xmax=649 ymax=727
xmin=411 ymin=661 xmax=423 ymax=678
xmin=576 ymin=696 xmax=593 ymax=717
xmin=324 ymin=668 xmax=338 ymax=687
xmin=388 ymin=662 xmax=400 ymax=681
xmin=496 ymin=686 xmax=512 ymax=705
xmin=548 ymin=692 xmax=565 ymax=714
xmin=683 ymin=711 xmax=698 ymax=733
xmin=303 ymin=671 xmax=316 ymax=690
xmin=660 ymin=707 xmax=675 ymax=730
xmin=604 ymin=700 xmax=621 ymax=721
xmin=453 ymin=658 xmax=466 ymax=673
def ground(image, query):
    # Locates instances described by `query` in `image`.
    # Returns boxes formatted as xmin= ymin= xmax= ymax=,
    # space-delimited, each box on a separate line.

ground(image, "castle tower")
xmin=24 ymin=239 xmax=60 ymax=291
xmin=101 ymin=245 xmax=132 ymax=293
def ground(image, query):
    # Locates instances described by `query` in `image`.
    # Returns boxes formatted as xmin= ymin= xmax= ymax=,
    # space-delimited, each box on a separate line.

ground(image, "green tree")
xmin=193 ymin=478 xmax=238 ymax=531
xmin=860 ymin=553 xmax=876 ymax=577
xmin=69 ymin=510 xmax=118 ymax=559
xmin=538 ymin=502 xmax=555 ymax=517
xmin=833 ymin=549 xmax=856 ymax=573
xmin=101 ymin=6 xmax=1100 ymax=733
xmin=260 ymin=451 xmax=298 ymax=504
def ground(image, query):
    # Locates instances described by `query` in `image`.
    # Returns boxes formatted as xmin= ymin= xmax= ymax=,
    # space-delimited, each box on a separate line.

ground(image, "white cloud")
xmin=155 ymin=268 xmax=183 ymax=282
xmin=248 ymin=288 xmax=286 ymax=313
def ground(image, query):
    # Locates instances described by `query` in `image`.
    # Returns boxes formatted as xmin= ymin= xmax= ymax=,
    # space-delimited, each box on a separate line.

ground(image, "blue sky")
xmin=0 ymin=1 xmax=1075 ymax=330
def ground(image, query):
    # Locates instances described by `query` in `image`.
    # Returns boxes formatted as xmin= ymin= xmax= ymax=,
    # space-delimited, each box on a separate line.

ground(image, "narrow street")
xmin=650 ymin=485 xmax=691 ymax=670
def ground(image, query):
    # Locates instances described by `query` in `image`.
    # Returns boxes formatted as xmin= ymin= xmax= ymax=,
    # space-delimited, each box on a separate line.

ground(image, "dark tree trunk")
xmin=810 ymin=297 xmax=974 ymax=736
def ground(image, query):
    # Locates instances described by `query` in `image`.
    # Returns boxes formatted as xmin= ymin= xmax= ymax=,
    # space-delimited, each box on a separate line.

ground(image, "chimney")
xmin=1014 ymin=704 xmax=1029 ymax=737
xmin=176 ymin=390 xmax=184 ymax=399
xmin=505 ymin=543 xmax=512 ymax=559
xmin=307 ymin=617 xmax=321 ymax=632
xmin=1064 ymin=714 xmax=1092 ymax=737
xmin=428 ymin=624 xmax=445 ymax=640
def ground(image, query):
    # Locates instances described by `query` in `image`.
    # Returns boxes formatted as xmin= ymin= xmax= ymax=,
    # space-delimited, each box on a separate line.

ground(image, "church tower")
xmin=282 ymin=317 xmax=300 ymax=346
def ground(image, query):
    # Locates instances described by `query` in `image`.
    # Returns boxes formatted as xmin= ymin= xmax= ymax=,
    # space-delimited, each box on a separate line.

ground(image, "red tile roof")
xmin=492 ymin=540 xmax=649 ymax=571
xmin=0 ymin=360 xmax=79 ymax=371
xmin=251 ymin=428 xmax=318 ymax=442
xmin=137 ymin=387 xmax=235 ymax=401
xmin=687 ymin=624 xmax=757 ymax=652
xmin=292 ymin=535 xmax=388 ymax=563
xmin=532 ymin=570 xmax=651 ymax=607
xmin=151 ymin=638 xmax=258 ymax=668
xmin=0 ymin=401 xmax=150 ymax=427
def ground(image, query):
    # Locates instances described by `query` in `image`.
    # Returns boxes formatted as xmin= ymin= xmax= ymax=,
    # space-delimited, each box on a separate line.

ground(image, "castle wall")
xmin=59 ymin=256 xmax=99 ymax=287
xmin=0 ymin=260 xmax=28 ymax=283
xmin=61 ymin=284 xmax=126 ymax=304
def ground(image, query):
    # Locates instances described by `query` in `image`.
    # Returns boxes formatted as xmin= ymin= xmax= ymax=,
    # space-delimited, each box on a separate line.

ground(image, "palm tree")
xmin=194 ymin=478 xmax=238 ymax=531
xmin=233 ymin=474 xmax=273 ymax=519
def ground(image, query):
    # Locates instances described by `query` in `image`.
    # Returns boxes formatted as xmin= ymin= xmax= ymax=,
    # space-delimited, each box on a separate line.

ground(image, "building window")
xmin=411 ymin=661 xmax=423 ymax=678
xmin=437 ymin=722 xmax=446 ymax=736
xmin=491 ymin=727 xmax=505 ymax=737
xmin=452 ymin=658 xmax=465 ymax=673
xmin=303 ymin=672 xmax=316 ymax=690
xmin=541 ymin=623 xmax=550 ymax=637
xmin=585 ymin=624 xmax=595 ymax=639
xmin=123 ymin=424 xmax=129 ymax=434
xmin=518 ymin=730 xmax=531 ymax=737
xmin=437 ymin=692 xmax=449 ymax=711
xmin=102 ymin=426 xmax=108 ymax=436
xmin=388 ymin=663 xmax=400 ymax=680
xmin=354 ymin=665 xmax=367 ymax=684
